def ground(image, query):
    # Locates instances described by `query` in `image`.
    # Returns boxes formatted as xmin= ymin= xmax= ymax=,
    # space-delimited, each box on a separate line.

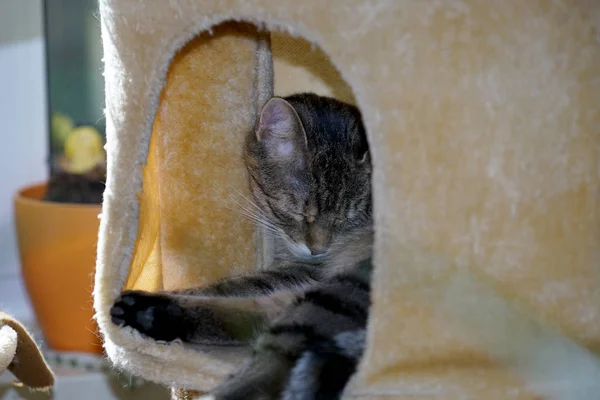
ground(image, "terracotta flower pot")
xmin=14 ymin=183 xmax=103 ymax=354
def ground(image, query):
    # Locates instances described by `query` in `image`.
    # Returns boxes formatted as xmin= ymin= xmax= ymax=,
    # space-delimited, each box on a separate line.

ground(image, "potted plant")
xmin=13 ymin=0 xmax=106 ymax=355
xmin=14 ymin=115 xmax=106 ymax=355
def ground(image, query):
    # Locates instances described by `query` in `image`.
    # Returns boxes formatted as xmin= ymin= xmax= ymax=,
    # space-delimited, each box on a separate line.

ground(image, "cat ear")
xmin=256 ymin=98 xmax=307 ymax=163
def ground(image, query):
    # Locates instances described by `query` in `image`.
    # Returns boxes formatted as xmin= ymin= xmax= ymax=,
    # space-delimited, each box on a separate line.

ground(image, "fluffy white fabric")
xmin=95 ymin=0 xmax=600 ymax=397
xmin=0 ymin=325 xmax=18 ymax=373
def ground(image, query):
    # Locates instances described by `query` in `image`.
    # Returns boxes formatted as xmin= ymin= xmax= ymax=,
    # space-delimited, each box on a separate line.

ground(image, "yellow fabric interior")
xmin=125 ymin=23 xmax=269 ymax=291
xmin=125 ymin=28 xmax=355 ymax=292
xmin=271 ymin=33 xmax=355 ymax=104
xmin=125 ymin=125 xmax=163 ymax=291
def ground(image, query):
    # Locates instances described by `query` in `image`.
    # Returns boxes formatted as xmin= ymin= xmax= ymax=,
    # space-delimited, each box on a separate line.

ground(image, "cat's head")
xmin=244 ymin=93 xmax=371 ymax=259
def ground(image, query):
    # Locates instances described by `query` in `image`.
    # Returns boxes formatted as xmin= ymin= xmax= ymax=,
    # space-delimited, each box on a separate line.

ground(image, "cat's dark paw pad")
xmin=110 ymin=290 xmax=185 ymax=342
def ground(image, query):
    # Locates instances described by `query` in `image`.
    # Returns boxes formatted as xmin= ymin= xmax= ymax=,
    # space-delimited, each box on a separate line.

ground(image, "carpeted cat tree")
xmin=94 ymin=1 xmax=600 ymax=399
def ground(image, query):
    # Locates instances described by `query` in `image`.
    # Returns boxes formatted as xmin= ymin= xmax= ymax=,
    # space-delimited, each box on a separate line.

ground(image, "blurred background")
xmin=0 ymin=1 xmax=168 ymax=398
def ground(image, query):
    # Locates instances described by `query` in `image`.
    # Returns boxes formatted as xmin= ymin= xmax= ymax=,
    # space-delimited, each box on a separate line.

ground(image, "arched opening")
xmin=123 ymin=22 xmax=362 ymax=297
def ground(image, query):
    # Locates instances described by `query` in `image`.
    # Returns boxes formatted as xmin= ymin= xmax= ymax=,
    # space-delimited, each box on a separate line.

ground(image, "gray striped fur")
xmin=111 ymin=94 xmax=373 ymax=399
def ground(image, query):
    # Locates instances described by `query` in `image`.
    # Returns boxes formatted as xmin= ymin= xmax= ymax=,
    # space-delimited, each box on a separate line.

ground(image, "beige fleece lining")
xmin=95 ymin=1 xmax=600 ymax=397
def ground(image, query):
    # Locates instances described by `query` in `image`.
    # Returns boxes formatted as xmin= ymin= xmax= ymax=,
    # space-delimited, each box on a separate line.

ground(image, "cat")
xmin=110 ymin=93 xmax=373 ymax=399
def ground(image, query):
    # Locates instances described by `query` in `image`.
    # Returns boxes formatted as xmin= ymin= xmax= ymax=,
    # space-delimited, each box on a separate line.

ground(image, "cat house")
xmin=93 ymin=1 xmax=600 ymax=398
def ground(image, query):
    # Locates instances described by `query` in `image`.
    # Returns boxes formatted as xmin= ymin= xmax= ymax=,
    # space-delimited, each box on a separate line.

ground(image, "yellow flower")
xmin=63 ymin=126 xmax=105 ymax=174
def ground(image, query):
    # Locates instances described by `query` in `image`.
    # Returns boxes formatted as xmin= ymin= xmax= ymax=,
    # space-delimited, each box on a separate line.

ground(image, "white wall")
xmin=0 ymin=0 xmax=47 ymax=323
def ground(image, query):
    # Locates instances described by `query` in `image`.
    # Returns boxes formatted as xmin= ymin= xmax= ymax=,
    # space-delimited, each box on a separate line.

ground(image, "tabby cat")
xmin=110 ymin=93 xmax=373 ymax=399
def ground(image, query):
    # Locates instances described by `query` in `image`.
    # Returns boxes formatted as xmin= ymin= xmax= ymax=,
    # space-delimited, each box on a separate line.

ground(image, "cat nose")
xmin=308 ymin=244 xmax=327 ymax=255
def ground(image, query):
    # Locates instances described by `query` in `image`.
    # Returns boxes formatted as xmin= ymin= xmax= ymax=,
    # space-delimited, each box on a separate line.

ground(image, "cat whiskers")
xmin=231 ymin=189 xmax=264 ymax=215
xmin=228 ymin=191 xmax=285 ymax=239
xmin=228 ymin=190 xmax=305 ymax=252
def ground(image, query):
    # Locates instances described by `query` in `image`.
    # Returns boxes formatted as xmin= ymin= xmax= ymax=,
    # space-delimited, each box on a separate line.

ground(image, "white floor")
xmin=0 ymin=350 xmax=171 ymax=400
xmin=0 ymin=373 xmax=170 ymax=400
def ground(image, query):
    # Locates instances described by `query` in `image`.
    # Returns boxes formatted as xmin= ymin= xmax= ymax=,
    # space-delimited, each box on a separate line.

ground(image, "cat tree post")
xmin=95 ymin=0 xmax=600 ymax=398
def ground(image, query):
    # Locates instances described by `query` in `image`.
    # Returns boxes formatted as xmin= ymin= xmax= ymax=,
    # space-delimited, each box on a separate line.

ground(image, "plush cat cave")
xmin=94 ymin=1 xmax=600 ymax=398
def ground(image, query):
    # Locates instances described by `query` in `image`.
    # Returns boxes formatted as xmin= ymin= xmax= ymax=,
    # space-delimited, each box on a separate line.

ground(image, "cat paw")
xmin=110 ymin=290 xmax=185 ymax=342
